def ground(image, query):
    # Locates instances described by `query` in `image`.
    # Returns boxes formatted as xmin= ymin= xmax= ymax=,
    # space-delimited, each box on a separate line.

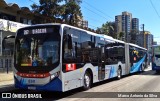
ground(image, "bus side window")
xmin=63 ymin=30 xmax=72 ymax=61
xmin=63 ymin=28 xmax=78 ymax=63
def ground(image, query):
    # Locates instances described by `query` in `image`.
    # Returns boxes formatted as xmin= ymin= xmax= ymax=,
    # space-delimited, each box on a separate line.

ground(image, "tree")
xmin=62 ymin=0 xmax=82 ymax=26
xmin=117 ymin=32 xmax=125 ymax=41
xmin=108 ymin=22 xmax=117 ymax=38
xmin=65 ymin=0 xmax=82 ymax=4
xmin=96 ymin=21 xmax=116 ymax=37
xmin=31 ymin=0 xmax=82 ymax=25
xmin=31 ymin=0 xmax=64 ymax=23
xmin=102 ymin=22 xmax=113 ymax=35
xmin=96 ymin=27 xmax=102 ymax=34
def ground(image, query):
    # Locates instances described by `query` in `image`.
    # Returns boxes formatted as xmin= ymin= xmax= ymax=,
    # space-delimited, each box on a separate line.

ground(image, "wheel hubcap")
xmin=85 ymin=75 xmax=90 ymax=87
xmin=142 ymin=65 xmax=144 ymax=71
xmin=118 ymin=69 xmax=121 ymax=78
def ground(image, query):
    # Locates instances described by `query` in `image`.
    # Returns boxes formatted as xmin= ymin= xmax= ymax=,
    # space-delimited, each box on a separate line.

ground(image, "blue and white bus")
xmin=152 ymin=45 xmax=160 ymax=72
xmin=10 ymin=24 xmax=147 ymax=92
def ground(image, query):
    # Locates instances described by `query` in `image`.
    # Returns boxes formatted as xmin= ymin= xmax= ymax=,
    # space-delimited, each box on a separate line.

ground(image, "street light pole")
xmin=142 ymin=24 xmax=145 ymax=48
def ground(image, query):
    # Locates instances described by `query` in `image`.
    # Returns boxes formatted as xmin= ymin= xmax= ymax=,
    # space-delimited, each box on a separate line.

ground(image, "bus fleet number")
xmin=28 ymin=79 xmax=35 ymax=84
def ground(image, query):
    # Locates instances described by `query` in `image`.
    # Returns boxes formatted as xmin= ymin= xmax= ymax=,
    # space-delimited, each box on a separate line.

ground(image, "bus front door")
xmin=98 ymin=46 xmax=105 ymax=80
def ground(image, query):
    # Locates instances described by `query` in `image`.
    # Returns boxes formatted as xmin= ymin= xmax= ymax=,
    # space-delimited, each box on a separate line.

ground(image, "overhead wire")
xmin=149 ymin=0 xmax=160 ymax=19
xmin=83 ymin=0 xmax=114 ymax=20
xmin=81 ymin=1 xmax=122 ymax=29
xmin=27 ymin=0 xmax=101 ymax=29
xmin=28 ymin=0 xmax=39 ymax=5
xmin=82 ymin=6 xmax=110 ymax=21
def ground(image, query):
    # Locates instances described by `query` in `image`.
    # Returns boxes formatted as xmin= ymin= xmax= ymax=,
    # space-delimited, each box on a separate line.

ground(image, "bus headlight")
xmin=50 ymin=72 xmax=60 ymax=80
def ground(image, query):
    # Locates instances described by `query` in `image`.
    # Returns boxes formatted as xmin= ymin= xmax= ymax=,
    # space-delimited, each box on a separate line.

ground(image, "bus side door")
xmin=98 ymin=46 xmax=105 ymax=80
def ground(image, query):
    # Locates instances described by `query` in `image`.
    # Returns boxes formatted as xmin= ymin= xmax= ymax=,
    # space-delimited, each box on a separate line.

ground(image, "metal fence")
xmin=0 ymin=57 xmax=13 ymax=72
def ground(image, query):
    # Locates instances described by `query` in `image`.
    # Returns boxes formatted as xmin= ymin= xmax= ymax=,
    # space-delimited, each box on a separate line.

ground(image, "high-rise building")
xmin=115 ymin=15 xmax=122 ymax=33
xmin=136 ymin=31 xmax=153 ymax=48
xmin=115 ymin=11 xmax=140 ymax=43
xmin=136 ymin=34 xmax=144 ymax=47
xmin=132 ymin=18 xmax=139 ymax=31
xmin=153 ymin=41 xmax=157 ymax=45
xmin=115 ymin=11 xmax=132 ymax=42
xmin=122 ymin=12 xmax=132 ymax=35
xmin=136 ymin=31 xmax=153 ymax=64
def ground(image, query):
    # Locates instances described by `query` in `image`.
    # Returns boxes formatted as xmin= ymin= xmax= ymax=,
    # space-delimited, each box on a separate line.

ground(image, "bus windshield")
xmin=15 ymin=26 xmax=60 ymax=68
xmin=153 ymin=46 xmax=160 ymax=66
xmin=154 ymin=46 xmax=160 ymax=55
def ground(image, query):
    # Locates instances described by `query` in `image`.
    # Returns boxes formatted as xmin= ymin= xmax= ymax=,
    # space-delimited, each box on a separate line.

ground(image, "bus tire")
xmin=140 ymin=64 xmax=145 ymax=73
xmin=156 ymin=70 xmax=160 ymax=74
xmin=117 ymin=68 xmax=122 ymax=80
xmin=83 ymin=71 xmax=91 ymax=90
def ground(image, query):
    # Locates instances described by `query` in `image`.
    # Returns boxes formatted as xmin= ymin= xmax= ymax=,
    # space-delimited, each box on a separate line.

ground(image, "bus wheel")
xmin=83 ymin=71 xmax=91 ymax=90
xmin=156 ymin=70 xmax=160 ymax=74
xmin=117 ymin=68 xmax=122 ymax=80
xmin=140 ymin=64 xmax=145 ymax=72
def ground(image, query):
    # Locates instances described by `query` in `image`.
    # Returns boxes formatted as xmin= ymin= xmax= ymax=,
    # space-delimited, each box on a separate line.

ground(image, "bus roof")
xmin=112 ymin=38 xmax=125 ymax=44
xmin=18 ymin=23 xmax=115 ymax=42
xmin=152 ymin=45 xmax=160 ymax=47
xmin=128 ymin=43 xmax=147 ymax=50
xmin=61 ymin=24 xmax=115 ymax=41
xmin=18 ymin=23 xmax=145 ymax=49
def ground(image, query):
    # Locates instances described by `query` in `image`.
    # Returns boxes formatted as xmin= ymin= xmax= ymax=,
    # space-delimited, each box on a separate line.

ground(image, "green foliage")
xmin=31 ymin=0 xmax=82 ymax=25
xmin=96 ymin=21 xmax=116 ymax=38
xmin=62 ymin=1 xmax=82 ymax=25
xmin=117 ymin=32 xmax=125 ymax=41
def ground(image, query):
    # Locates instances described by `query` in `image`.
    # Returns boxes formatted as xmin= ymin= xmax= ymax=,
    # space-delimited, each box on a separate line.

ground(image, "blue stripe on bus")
xmin=130 ymin=55 xmax=146 ymax=73
xmin=14 ymin=76 xmax=62 ymax=91
xmin=109 ymin=66 xmax=116 ymax=78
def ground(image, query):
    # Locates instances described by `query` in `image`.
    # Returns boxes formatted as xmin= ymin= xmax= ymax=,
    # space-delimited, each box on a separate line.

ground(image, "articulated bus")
xmin=152 ymin=45 xmax=160 ymax=72
xmin=12 ymin=24 xmax=147 ymax=92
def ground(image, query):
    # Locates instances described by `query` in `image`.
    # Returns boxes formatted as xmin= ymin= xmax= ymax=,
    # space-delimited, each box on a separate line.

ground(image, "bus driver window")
xmin=63 ymin=31 xmax=73 ymax=61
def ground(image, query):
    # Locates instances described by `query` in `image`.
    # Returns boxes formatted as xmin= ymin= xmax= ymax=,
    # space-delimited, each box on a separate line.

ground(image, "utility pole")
xmin=142 ymin=24 xmax=145 ymax=48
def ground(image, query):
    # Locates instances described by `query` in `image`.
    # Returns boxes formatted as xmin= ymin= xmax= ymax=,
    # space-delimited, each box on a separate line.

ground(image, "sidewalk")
xmin=0 ymin=72 xmax=14 ymax=88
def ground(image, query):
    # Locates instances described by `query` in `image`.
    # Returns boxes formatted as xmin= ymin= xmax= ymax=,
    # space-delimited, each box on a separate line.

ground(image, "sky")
xmin=5 ymin=0 xmax=160 ymax=43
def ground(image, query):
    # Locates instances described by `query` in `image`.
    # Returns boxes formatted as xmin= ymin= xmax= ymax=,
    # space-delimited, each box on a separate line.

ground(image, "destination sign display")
xmin=23 ymin=28 xmax=54 ymax=35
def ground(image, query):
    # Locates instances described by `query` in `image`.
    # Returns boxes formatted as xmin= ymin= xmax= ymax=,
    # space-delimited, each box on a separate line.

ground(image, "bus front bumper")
xmin=14 ymin=76 xmax=62 ymax=91
xmin=152 ymin=62 xmax=160 ymax=71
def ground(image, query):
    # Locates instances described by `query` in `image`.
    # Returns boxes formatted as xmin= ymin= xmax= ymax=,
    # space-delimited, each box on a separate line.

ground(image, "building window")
xmin=28 ymin=20 xmax=32 ymax=25
xmin=0 ymin=13 xmax=16 ymax=21
xmin=20 ymin=18 xmax=32 ymax=25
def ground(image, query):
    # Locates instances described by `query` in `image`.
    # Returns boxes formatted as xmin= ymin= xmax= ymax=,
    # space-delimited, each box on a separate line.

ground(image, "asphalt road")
xmin=1 ymin=67 xmax=160 ymax=101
